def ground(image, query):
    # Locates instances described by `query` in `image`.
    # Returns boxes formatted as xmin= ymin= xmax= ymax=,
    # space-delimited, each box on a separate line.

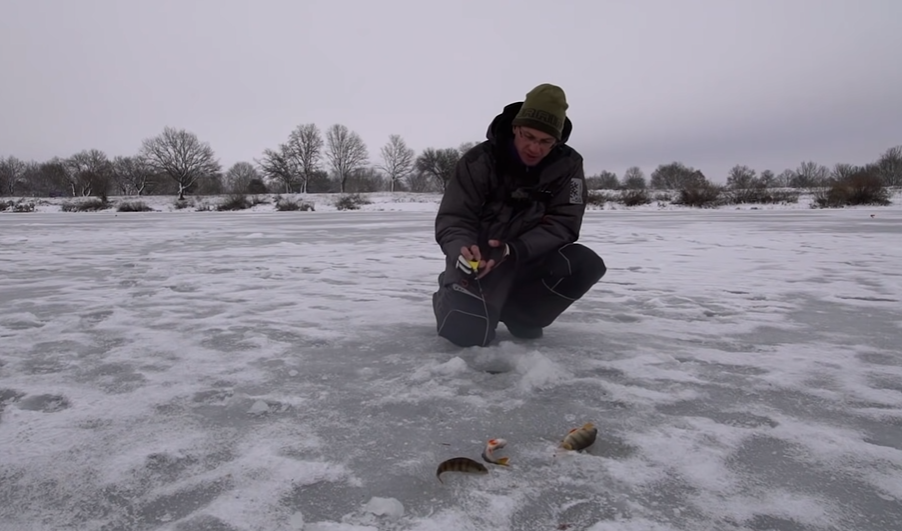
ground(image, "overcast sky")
xmin=2 ymin=0 xmax=900 ymax=182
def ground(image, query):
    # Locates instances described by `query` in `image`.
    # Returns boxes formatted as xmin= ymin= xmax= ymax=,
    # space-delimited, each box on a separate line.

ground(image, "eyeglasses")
xmin=516 ymin=127 xmax=556 ymax=149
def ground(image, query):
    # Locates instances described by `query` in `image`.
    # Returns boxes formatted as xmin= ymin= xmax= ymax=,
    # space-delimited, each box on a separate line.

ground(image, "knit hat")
xmin=511 ymin=84 xmax=568 ymax=140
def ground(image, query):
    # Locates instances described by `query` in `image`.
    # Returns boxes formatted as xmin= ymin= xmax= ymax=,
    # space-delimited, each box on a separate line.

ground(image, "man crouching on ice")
xmin=432 ymin=83 xmax=607 ymax=348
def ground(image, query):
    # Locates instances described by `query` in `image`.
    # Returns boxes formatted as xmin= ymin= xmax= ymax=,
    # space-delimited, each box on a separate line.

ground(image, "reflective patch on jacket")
xmin=569 ymin=177 xmax=583 ymax=204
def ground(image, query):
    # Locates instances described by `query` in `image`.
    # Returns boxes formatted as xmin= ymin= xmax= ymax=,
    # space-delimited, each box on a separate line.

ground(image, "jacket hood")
xmin=485 ymin=101 xmax=573 ymax=145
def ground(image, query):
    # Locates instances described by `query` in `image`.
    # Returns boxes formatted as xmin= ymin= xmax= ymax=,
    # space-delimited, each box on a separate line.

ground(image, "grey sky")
xmin=2 ymin=0 xmax=900 ymax=183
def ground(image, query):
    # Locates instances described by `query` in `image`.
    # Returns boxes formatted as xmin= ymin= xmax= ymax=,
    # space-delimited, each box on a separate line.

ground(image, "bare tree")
xmin=758 ymin=169 xmax=777 ymax=188
xmin=111 ymin=156 xmax=154 ymax=196
xmin=224 ymin=161 xmax=259 ymax=193
xmin=66 ymin=149 xmax=114 ymax=197
xmin=587 ymin=170 xmax=619 ymax=190
xmin=622 ymin=166 xmax=647 ymax=189
xmin=0 ymin=156 xmax=27 ymax=196
xmin=345 ymin=167 xmax=384 ymax=193
xmin=415 ymin=148 xmax=460 ymax=192
xmin=287 ymin=124 xmax=324 ymax=193
xmin=139 ymin=126 xmax=221 ymax=200
xmin=876 ymin=145 xmax=902 ymax=186
xmin=257 ymin=143 xmax=298 ymax=193
xmin=830 ymin=163 xmax=856 ymax=183
xmin=776 ymin=169 xmax=795 ymax=188
xmin=650 ymin=162 xmax=700 ymax=190
xmin=792 ymin=161 xmax=830 ymax=188
xmin=379 ymin=134 xmax=414 ymax=192
xmin=726 ymin=165 xmax=757 ymax=189
xmin=325 ymin=124 xmax=369 ymax=193
xmin=405 ymin=170 xmax=440 ymax=193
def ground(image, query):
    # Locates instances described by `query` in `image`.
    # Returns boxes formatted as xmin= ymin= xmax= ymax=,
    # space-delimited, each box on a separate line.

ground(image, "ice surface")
xmin=1 ymin=206 xmax=901 ymax=531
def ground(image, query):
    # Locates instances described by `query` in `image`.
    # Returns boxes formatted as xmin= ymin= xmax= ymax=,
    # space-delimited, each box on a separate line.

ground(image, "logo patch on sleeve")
xmin=569 ymin=178 xmax=583 ymax=204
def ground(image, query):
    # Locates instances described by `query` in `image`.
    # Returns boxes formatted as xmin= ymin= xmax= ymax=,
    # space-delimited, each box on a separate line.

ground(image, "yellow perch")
xmin=560 ymin=422 xmax=597 ymax=452
xmin=436 ymin=457 xmax=488 ymax=483
xmin=481 ymin=438 xmax=510 ymax=466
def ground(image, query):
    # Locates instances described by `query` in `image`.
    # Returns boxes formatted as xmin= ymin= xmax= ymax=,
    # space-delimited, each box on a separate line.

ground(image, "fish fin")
xmin=567 ymin=428 xmax=578 ymax=434
xmin=582 ymin=422 xmax=595 ymax=430
xmin=496 ymin=457 xmax=510 ymax=466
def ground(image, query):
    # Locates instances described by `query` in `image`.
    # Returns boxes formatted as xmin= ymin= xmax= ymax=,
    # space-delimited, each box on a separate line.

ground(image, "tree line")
xmin=587 ymin=148 xmax=902 ymax=192
xmin=0 ymin=124 xmax=480 ymax=200
xmin=0 ymin=123 xmax=899 ymax=200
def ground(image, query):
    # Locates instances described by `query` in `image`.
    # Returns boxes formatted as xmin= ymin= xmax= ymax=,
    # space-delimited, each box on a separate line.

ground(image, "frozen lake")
xmin=1 ymin=208 xmax=901 ymax=531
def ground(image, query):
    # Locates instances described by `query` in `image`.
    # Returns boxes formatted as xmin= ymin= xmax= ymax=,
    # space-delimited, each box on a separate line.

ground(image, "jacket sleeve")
xmin=435 ymin=154 xmax=490 ymax=257
xmin=508 ymin=157 xmax=587 ymax=262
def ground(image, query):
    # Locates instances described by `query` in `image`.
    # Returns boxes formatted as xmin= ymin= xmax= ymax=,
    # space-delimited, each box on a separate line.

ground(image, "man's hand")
xmin=460 ymin=240 xmax=508 ymax=279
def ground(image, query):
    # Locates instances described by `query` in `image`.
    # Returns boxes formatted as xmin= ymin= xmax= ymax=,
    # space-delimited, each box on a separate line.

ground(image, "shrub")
xmin=674 ymin=181 xmax=725 ymax=208
xmin=173 ymin=198 xmax=191 ymax=210
xmin=620 ymin=189 xmax=651 ymax=206
xmin=275 ymin=197 xmax=314 ymax=211
xmin=334 ymin=193 xmax=371 ymax=211
xmin=117 ymin=201 xmax=153 ymax=212
xmin=1 ymin=199 xmax=35 ymax=212
xmin=61 ymin=197 xmax=107 ymax=212
xmin=811 ymin=170 xmax=891 ymax=208
xmin=587 ymin=191 xmax=616 ymax=206
xmin=652 ymin=192 xmax=672 ymax=202
xmin=726 ymin=185 xmax=800 ymax=205
xmin=217 ymin=194 xmax=252 ymax=211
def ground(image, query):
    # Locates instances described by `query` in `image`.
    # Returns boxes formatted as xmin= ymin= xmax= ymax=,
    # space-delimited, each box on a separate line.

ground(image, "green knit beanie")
xmin=511 ymin=83 xmax=568 ymax=140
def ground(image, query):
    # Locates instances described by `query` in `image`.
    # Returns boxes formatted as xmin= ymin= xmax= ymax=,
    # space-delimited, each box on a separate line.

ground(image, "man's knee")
xmin=558 ymin=243 xmax=606 ymax=285
xmin=432 ymin=285 xmax=496 ymax=347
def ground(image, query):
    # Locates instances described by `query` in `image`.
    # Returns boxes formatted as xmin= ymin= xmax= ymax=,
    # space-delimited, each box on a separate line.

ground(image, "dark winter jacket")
xmin=434 ymin=101 xmax=588 ymax=267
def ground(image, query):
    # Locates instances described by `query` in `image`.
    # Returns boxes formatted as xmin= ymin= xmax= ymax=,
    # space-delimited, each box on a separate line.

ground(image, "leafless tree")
xmin=758 ymin=170 xmax=777 ymax=188
xmin=830 ymin=163 xmax=856 ymax=183
xmin=111 ymin=156 xmax=154 ymax=195
xmin=325 ymin=124 xmax=369 ymax=193
xmin=0 ymin=156 xmax=28 ymax=196
xmin=139 ymin=126 xmax=221 ymax=200
xmin=405 ymin=170 xmax=440 ymax=193
xmin=776 ymin=169 xmax=795 ymax=188
xmin=876 ymin=145 xmax=902 ymax=186
xmin=585 ymin=170 xmax=619 ymax=190
xmin=66 ymin=149 xmax=114 ymax=197
xmin=792 ymin=161 xmax=830 ymax=188
xmin=379 ymin=134 xmax=415 ymax=192
xmin=650 ymin=162 xmax=700 ymax=190
xmin=726 ymin=165 xmax=757 ymax=189
xmin=224 ymin=161 xmax=260 ymax=193
xmin=415 ymin=148 xmax=460 ymax=192
xmin=287 ymin=124 xmax=324 ymax=193
xmin=257 ymin=143 xmax=298 ymax=193
xmin=345 ymin=167 xmax=384 ymax=193
xmin=622 ymin=166 xmax=647 ymax=189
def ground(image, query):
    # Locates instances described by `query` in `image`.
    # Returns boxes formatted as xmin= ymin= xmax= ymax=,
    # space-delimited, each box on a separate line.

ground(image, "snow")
xmin=1 ymin=203 xmax=901 ymax=531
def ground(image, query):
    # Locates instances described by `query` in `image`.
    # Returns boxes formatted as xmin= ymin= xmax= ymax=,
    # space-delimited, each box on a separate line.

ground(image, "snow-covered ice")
xmin=1 ymin=206 xmax=901 ymax=531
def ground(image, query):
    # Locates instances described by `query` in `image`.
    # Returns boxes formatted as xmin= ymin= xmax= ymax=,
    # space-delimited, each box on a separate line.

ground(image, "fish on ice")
xmin=436 ymin=457 xmax=488 ymax=483
xmin=481 ymin=438 xmax=510 ymax=466
xmin=559 ymin=422 xmax=597 ymax=452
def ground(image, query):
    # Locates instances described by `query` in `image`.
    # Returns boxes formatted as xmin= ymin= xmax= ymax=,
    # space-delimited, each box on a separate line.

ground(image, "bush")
xmin=334 ymin=193 xmax=371 ymax=211
xmin=1 ymin=199 xmax=36 ymax=213
xmin=217 ymin=194 xmax=252 ymax=211
xmin=61 ymin=197 xmax=108 ymax=212
xmin=117 ymin=201 xmax=153 ymax=212
xmin=587 ymin=191 xmax=616 ymax=206
xmin=726 ymin=186 xmax=800 ymax=205
xmin=275 ymin=197 xmax=314 ymax=211
xmin=620 ymin=189 xmax=651 ymax=206
xmin=811 ymin=170 xmax=891 ymax=208
xmin=173 ymin=198 xmax=191 ymax=210
xmin=674 ymin=181 xmax=725 ymax=208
